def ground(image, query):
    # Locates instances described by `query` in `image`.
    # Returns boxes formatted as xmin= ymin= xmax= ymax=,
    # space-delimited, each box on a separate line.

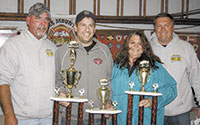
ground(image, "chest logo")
xmin=46 ymin=49 xmax=54 ymax=56
xmin=94 ymin=58 xmax=103 ymax=65
xmin=171 ymin=54 xmax=182 ymax=62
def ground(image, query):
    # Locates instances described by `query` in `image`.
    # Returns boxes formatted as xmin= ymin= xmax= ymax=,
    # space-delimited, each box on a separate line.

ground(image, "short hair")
xmin=153 ymin=13 xmax=174 ymax=27
xmin=28 ymin=2 xmax=51 ymax=18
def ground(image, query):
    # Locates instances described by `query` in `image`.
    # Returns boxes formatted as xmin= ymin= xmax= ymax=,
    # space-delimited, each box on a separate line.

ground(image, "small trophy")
xmin=129 ymin=81 xmax=135 ymax=91
xmin=153 ymin=84 xmax=159 ymax=93
xmin=137 ymin=60 xmax=151 ymax=92
xmin=79 ymin=88 xmax=85 ymax=99
xmin=60 ymin=41 xmax=82 ymax=98
xmin=112 ymin=101 xmax=118 ymax=110
xmin=54 ymin=87 xmax=60 ymax=97
xmin=89 ymin=100 xmax=94 ymax=110
xmin=97 ymin=79 xmax=110 ymax=110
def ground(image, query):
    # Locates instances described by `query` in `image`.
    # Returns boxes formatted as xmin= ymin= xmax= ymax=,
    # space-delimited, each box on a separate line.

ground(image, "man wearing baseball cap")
xmin=55 ymin=10 xmax=113 ymax=124
xmin=0 ymin=2 xmax=56 ymax=125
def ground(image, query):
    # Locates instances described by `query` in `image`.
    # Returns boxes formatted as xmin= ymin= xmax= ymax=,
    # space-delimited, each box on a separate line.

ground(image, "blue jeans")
xmin=18 ymin=118 xmax=52 ymax=125
xmin=164 ymin=111 xmax=190 ymax=125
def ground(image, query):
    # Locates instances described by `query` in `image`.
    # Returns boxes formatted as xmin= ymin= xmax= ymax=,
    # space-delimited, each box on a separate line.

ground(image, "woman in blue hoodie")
xmin=111 ymin=31 xmax=177 ymax=125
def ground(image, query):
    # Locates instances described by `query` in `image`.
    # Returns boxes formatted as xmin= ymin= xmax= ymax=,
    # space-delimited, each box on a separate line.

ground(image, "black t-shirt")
xmin=84 ymin=41 xmax=96 ymax=52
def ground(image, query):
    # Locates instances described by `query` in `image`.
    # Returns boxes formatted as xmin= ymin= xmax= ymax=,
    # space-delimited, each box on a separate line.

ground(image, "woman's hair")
xmin=114 ymin=31 xmax=162 ymax=70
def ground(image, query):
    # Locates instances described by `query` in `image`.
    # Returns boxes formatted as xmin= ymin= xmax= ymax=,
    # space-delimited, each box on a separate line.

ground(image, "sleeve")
xmin=106 ymin=48 xmax=114 ymax=103
xmin=187 ymin=45 xmax=200 ymax=104
xmin=55 ymin=49 xmax=65 ymax=92
xmin=156 ymin=64 xmax=177 ymax=109
xmin=0 ymin=41 xmax=19 ymax=86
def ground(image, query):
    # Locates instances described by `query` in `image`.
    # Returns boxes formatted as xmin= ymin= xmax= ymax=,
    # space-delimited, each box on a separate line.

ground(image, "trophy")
xmin=54 ymin=87 xmax=61 ymax=97
xmin=129 ymin=81 xmax=135 ymax=91
xmin=97 ymin=79 xmax=110 ymax=110
xmin=79 ymin=88 xmax=85 ymax=99
xmin=137 ymin=60 xmax=151 ymax=92
xmin=60 ymin=41 xmax=82 ymax=98
xmin=153 ymin=84 xmax=159 ymax=93
xmin=112 ymin=101 xmax=118 ymax=110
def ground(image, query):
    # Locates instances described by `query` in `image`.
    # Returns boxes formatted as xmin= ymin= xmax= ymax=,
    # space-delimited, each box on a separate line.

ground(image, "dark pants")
xmin=164 ymin=111 xmax=190 ymax=125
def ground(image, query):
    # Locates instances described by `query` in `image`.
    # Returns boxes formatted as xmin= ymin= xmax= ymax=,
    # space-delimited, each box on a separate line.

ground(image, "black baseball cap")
xmin=75 ymin=10 xmax=96 ymax=24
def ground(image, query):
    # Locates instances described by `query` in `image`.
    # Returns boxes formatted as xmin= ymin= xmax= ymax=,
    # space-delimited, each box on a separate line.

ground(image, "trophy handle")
xmin=74 ymin=71 xmax=81 ymax=88
xmin=60 ymin=70 xmax=67 ymax=87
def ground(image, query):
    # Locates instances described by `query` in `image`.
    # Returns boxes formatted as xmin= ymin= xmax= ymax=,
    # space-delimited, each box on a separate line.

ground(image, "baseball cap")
xmin=75 ymin=10 xmax=96 ymax=24
xmin=28 ymin=2 xmax=51 ymax=18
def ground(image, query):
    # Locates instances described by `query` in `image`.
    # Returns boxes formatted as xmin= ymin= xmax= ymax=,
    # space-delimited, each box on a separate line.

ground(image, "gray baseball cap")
xmin=28 ymin=2 xmax=51 ymax=18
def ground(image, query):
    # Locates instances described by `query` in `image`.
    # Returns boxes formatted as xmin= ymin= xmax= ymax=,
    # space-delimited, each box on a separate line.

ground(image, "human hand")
xmin=104 ymin=103 xmax=114 ymax=118
xmin=138 ymin=98 xmax=152 ymax=108
xmin=5 ymin=114 xmax=18 ymax=125
xmin=58 ymin=92 xmax=70 ymax=107
xmin=196 ymin=107 xmax=200 ymax=118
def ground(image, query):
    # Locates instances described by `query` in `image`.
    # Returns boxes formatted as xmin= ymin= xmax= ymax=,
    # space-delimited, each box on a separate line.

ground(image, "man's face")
xmin=26 ymin=12 xmax=50 ymax=39
xmin=155 ymin=17 xmax=174 ymax=45
xmin=75 ymin=17 xmax=96 ymax=47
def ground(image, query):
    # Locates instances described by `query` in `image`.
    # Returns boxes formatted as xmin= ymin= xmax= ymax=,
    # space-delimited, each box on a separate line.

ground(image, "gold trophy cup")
xmin=137 ymin=60 xmax=151 ymax=92
xmin=97 ymin=79 xmax=110 ymax=110
xmin=60 ymin=41 xmax=81 ymax=98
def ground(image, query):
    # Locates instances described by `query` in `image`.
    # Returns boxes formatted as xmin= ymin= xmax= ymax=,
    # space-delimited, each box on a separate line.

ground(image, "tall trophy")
xmin=97 ymin=78 xmax=110 ymax=110
xmin=60 ymin=41 xmax=81 ymax=98
xmin=136 ymin=60 xmax=151 ymax=92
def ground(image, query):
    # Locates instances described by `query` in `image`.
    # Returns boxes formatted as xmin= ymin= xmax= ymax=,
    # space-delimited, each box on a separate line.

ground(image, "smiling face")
xmin=74 ymin=17 xmax=96 ymax=47
xmin=128 ymin=34 xmax=144 ymax=64
xmin=155 ymin=17 xmax=174 ymax=45
xmin=26 ymin=12 xmax=50 ymax=39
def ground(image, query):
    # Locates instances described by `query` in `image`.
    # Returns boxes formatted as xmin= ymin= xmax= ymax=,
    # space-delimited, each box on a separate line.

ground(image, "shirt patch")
xmin=46 ymin=49 xmax=54 ymax=56
xmin=171 ymin=54 xmax=182 ymax=62
xmin=94 ymin=58 xmax=103 ymax=65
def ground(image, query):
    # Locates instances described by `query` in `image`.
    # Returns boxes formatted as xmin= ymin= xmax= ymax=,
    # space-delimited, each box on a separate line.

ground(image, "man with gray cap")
xmin=55 ymin=10 xmax=113 ymax=124
xmin=0 ymin=2 xmax=56 ymax=125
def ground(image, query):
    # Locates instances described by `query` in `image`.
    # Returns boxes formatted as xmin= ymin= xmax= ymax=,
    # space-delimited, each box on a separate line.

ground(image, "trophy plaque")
xmin=137 ymin=60 xmax=151 ymax=92
xmin=60 ymin=41 xmax=81 ymax=98
xmin=97 ymin=78 xmax=110 ymax=110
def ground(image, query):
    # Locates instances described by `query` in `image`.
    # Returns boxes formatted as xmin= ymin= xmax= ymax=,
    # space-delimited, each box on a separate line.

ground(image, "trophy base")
xmin=66 ymin=95 xmax=74 ymax=98
xmin=85 ymin=108 xmax=122 ymax=114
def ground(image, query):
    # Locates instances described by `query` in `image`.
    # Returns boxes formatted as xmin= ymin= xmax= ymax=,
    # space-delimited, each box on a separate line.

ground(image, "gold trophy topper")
xmin=137 ymin=60 xmax=151 ymax=92
xmin=60 ymin=41 xmax=82 ymax=98
xmin=97 ymin=78 xmax=110 ymax=110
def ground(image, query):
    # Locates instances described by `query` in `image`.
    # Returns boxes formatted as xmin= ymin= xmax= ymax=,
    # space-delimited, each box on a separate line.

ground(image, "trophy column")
xmin=125 ymin=91 xmax=162 ymax=125
xmin=85 ymin=109 xmax=122 ymax=125
xmin=66 ymin=103 xmax=72 ymax=125
xmin=50 ymin=97 xmax=88 ymax=125
xmin=138 ymin=95 xmax=144 ymax=125
xmin=78 ymin=102 xmax=84 ymax=124
xmin=53 ymin=101 xmax=59 ymax=125
xmin=126 ymin=94 xmax=133 ymax=125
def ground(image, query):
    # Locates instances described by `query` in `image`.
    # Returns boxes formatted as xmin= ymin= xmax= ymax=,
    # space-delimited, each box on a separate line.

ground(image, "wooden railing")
xmin=0 ymin=0 xmax=199 ymax=25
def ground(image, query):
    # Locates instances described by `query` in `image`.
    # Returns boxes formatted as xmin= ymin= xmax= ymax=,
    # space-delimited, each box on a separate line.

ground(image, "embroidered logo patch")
xmin=94 ymin=58 xmax=103 ymax=65
xmin=171 ymin=54 xmax=182 ymax=62
xmin=46 ymin=49 xmax=54 ymax=56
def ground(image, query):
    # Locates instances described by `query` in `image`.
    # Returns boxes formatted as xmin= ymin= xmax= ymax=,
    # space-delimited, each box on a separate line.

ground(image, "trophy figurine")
xmin=112 ymin=101 xmax=118 ymax=110
xmin=153 ymin=83 xmax=159 ymax=93
xmin=60 ymin=41 xmax=82 ymax=98
xmin=97 ymin=79 xmax=110 ymax=110
xmin=137 ymin=60 xmax=151 ymax=92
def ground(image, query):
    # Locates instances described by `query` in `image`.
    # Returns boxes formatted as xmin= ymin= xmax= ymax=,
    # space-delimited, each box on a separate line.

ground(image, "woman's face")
xmin=128 ymin=34 xmax=144 ymax=61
